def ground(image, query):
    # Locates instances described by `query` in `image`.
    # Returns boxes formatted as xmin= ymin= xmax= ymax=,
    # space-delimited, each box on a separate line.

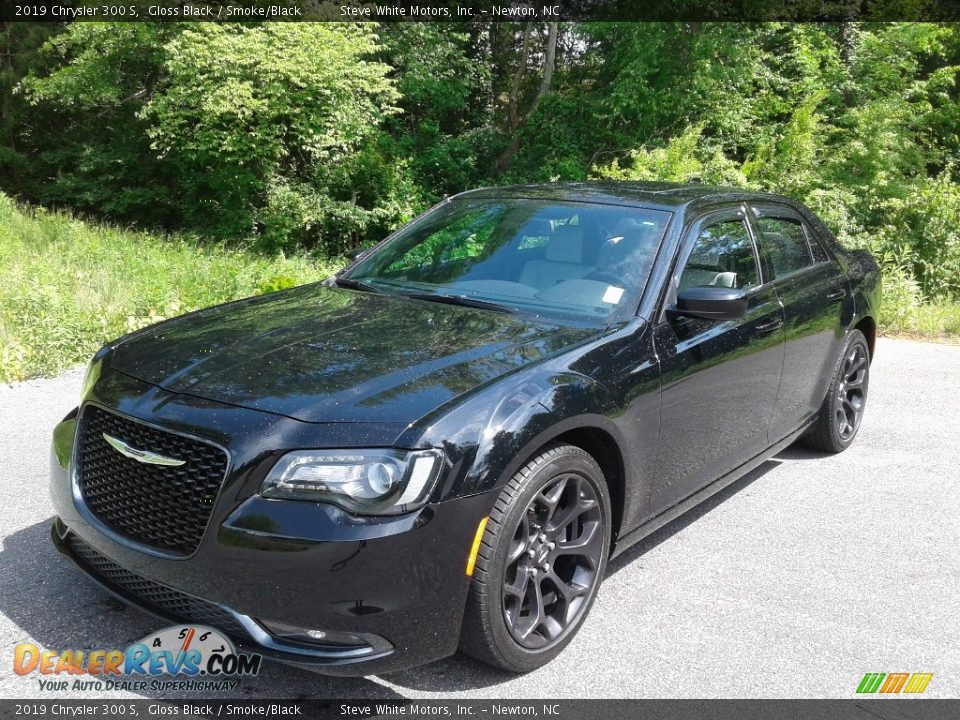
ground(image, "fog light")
xmin=258 ymin=619 xmax=368 ymax=648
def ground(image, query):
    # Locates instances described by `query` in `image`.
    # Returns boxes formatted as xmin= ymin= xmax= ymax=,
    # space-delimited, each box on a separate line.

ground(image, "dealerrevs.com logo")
xmin=14 ymin=625 xmax=262 ymax=693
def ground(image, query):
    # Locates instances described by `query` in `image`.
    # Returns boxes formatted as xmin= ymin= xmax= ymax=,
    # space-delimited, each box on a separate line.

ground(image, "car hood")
xmin=109 ymin=284 xmax=602 ymax=424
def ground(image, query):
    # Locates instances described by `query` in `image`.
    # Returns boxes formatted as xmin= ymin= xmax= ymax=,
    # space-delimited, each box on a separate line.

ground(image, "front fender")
xmin=401 ymin=369 xmax=624 ymax=502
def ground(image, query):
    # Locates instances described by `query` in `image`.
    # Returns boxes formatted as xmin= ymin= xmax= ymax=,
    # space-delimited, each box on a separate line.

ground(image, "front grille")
xmin=66 ymin=533 xmax=250 ymax=641
xmin=75 ymin=406 xmax=229 ymax=555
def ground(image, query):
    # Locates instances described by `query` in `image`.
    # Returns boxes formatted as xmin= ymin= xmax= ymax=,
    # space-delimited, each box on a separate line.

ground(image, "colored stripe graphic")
xmin=880 ymin=673 xmax=909 ymax=693
xmin=903 ymin=673 xmax=934 ymax=694
xmin=857 ymin=673 xmax=885 ymax=693
xmin=857 ymin=672 xmax=932 ymax=694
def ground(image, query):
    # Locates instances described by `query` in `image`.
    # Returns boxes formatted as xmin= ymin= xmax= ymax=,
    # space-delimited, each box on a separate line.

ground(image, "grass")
xmin=1 ymin=193 xmax=958 ymax=382
xmin=0 ymin=194 xmax=343 ymax=382
xmin=878 ymin=300 xmax=960 ymax=343
xmin=876 ymin=265 xmax=960 ymax=344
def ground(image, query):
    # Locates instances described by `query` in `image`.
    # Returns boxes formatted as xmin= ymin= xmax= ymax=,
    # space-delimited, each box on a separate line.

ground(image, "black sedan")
xmin=50 ymin=182 xmax=880 ymax=674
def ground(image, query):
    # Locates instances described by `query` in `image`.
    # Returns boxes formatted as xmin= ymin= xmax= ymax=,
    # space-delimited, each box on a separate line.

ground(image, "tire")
xmin=459 ymin=443 xmax=611 ymax=673
xmin=801 ymin=329 xmax=870 ymax=453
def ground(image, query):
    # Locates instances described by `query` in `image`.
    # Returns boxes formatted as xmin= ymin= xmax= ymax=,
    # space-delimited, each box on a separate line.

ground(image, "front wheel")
xmin=802 ymin=329 xmax=870 ymax=453
xmin=459 ymin=443 xmax=611 ymax=673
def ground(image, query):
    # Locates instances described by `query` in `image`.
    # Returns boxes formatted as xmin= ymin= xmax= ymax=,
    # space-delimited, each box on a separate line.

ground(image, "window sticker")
xmin=602 ymin=285 xmax=625 ymax=304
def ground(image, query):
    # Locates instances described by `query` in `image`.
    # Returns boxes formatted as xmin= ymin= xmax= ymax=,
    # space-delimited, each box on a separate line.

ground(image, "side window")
xmin=755 ymin=217 xmax=812 ymax=278
xmin=679 ymin=220 xmax=759 ymax=291
xmin=807 ymin=231 xmax=830 ymax=263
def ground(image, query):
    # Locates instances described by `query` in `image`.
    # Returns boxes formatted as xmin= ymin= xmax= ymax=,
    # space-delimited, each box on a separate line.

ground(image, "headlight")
xmin=260 ymin=448 xmax=444 ymax=515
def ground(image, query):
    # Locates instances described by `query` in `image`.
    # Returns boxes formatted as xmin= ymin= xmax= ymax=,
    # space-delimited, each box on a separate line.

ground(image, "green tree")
xmin=376 ymin=23 xmax=491 ymax=198
xmin=5 ymin=19 xmax=960 ymax=304
xmin=19 ymin=22 xmax=400 ymax=250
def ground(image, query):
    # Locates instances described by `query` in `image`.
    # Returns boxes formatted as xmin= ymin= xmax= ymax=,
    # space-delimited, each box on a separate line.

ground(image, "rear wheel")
xmin=802 ymin=329 xmax=870 ymax=453
xmin=459 ymin=444 xmax=611 ymax=673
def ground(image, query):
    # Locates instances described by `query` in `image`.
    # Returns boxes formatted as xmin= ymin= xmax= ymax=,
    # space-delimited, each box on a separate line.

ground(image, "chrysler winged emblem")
xmin=102 ymin=433 xmax=186 ymax=467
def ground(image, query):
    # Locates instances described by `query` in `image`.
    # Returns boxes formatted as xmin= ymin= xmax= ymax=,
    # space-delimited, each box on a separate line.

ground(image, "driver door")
xmin=649 ymin=207 xmax=785 ymax=514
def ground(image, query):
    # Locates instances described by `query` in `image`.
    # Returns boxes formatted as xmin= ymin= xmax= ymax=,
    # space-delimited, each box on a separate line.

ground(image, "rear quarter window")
xmin=755 ymin=217 xmax=813 ymax=278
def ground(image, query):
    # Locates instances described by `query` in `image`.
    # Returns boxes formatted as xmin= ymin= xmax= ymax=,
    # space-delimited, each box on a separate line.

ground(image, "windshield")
xmin=345 ymin=198 xmax=672 ymax=322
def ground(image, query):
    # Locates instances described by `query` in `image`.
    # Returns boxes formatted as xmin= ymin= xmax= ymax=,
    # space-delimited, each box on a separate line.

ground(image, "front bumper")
xmin=51 ymin=520 xmax=395 ymax=670
xmin=49 ymin=373 xmax=494 ymax=676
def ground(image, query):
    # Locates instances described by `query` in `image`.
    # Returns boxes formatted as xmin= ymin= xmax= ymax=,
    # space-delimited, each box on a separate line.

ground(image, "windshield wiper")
xmin=400 ymin=291 xmax=518 ymax=314
xmin=333 ymin=276 xmax=380 ymax=293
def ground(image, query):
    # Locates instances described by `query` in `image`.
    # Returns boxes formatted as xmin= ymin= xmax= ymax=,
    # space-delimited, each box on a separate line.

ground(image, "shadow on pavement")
xmin=2 ymin=446 xmax=822 ymax=697
xmin=381 ymin=654 xmax=518 ymax=694
xmin=0 ymin=519 xmax=406 ymax=700
xmin=387 ymin=456 xmax=792 ymax=693
xmin=606 ymin=458 xmax=783 ymax=576
xmin=774 ymin=444 xmax=833 ymax=461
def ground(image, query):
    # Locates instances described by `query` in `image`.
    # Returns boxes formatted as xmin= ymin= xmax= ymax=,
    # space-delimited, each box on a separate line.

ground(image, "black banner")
xmin=2 ymin=700 xmax=960 ymax=720
xmin=3 ymin=0 xmax=960 ymax=23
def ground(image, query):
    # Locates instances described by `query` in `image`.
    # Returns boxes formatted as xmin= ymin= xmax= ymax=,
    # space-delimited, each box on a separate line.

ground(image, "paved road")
xmin=1 ymin=338 xmax=958 ymax=700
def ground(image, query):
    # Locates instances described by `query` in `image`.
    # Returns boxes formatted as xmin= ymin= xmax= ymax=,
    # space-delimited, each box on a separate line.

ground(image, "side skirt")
xmin=610 ymin=419 xmax=815 ymax=560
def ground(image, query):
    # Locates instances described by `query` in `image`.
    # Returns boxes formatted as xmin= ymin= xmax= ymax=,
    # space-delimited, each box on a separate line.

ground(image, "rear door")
xmin=747 ymin=205 xmax=849 ymax=442
xmin=650 ymin=206 xmax=785 ymax=513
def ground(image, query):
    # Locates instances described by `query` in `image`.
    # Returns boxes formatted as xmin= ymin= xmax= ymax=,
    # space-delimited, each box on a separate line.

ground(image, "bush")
xmin=17 ymin=24 xmax=401 ymax=249
xmin=257 ymin=179 xmax=415 ymax=256
xmin=878 ymin=265 xmax=923 ymax=329
xmin=868 ymin=174 xmax=960 ymax=299
xmin=594 ymin=126 xmax=750 ymax=186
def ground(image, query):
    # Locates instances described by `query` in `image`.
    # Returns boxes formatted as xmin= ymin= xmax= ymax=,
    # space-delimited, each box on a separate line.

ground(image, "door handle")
xmin=826 ymin=288 xmax=847 ymax=302
xmin=755 ymin=318 xmax=783 ymax=335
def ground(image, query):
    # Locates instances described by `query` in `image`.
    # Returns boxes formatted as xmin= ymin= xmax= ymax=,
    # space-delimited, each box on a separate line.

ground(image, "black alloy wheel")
xmin=502 ymin=473 xmax=603 ymax=649
xmin=835 ymin=341 xmax=868 ymax=441
xmin=802 ymin=329 xmax=870 ymax=453
xmin=460 ymin=443 xmax=611 ymax=673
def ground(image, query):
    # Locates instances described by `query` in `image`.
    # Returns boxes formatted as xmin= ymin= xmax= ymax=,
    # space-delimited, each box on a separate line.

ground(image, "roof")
xmin=455 ymin=181 xmax=796 ymax=212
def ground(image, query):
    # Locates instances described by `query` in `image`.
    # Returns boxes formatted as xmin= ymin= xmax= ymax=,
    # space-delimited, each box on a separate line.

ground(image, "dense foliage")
xmin=2 ymin=21 xmax=960 ymax=307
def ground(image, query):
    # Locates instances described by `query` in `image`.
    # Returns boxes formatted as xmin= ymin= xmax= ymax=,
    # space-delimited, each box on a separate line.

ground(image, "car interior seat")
xmin=519 ymin=226 xmax=593 ymax=290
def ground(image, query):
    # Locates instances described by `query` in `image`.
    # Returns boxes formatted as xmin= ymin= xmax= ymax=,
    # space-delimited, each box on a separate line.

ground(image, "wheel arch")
xmin=412 ymin=371 xmax=639 ymax=548
xmin=494 ymin=421 xmax=628 ymax=551
xmin=552 ymin=427 xmax=625 ymax=550
xmin=854 ymin=315 xmax=877 ymax=360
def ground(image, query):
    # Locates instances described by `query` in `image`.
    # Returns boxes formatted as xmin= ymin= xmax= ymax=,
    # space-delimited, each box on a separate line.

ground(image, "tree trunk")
xmin=838 ymin=22 xmax=857 ymax=108
xmin=522 ymin=22 xmax=557 ymax=127
xmin=507 ymin=23 xmax=533 ymax=131
xmin=493 ymin=22 xmax=559 ymax=174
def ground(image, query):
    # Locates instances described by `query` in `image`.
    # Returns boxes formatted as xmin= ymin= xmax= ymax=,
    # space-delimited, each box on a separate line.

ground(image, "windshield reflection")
xmin=346 ymin=199 xmax=672 ymax=321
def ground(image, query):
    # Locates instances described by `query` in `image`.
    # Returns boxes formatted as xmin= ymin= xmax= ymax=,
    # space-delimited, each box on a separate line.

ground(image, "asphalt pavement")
xmin=1 ymin=337 xmax=957 ymax=699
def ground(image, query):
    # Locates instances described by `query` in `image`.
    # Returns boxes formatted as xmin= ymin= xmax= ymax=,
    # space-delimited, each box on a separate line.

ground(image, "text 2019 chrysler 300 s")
xmin=50 ymin=182 xmax=880 ymax=674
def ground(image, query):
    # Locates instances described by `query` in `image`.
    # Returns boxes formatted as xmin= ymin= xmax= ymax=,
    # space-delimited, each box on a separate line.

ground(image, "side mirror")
xmin=670 ymin=286 xmax=748 ymax=322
